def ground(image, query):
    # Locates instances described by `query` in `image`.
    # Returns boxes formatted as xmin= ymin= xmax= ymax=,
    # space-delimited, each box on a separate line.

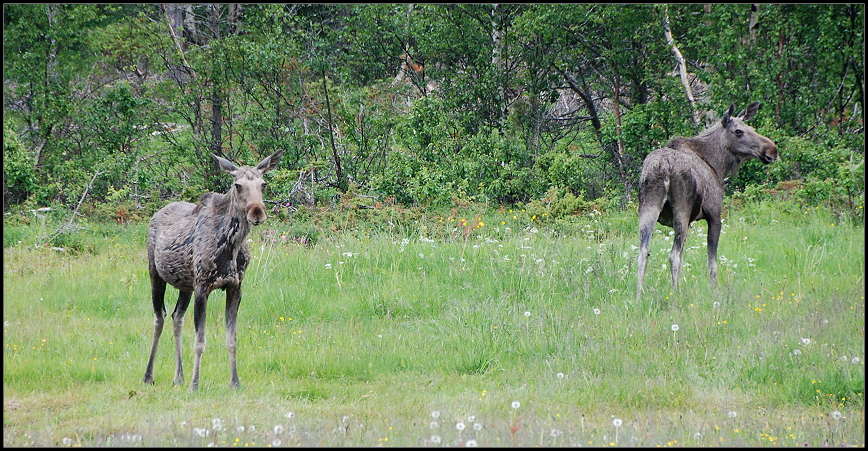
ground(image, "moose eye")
xmin=735 ymin=129 xmax=744 ymax=137
xmin=234 ymin=183 xmax=243 ymax=191
xmin=261 ymin=182 xmax=267 ymax=190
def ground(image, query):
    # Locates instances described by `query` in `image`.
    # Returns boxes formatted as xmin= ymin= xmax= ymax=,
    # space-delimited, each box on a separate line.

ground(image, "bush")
xmin=3 ymin=119 xmax=37 ymax=208
xmin=521 ymin=186 xmax=602 ymax=224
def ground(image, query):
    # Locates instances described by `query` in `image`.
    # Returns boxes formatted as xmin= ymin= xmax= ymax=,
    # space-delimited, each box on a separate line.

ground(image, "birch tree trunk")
xmin=748 ymin=4 xmax=760 ymax=44
xmin=662 ymin=5 xmax=701 ymax=127
xmin=491 ymin=4 xmax=507 ymax=130
xmin=322 ymin=73 xmax=348 ymax=193
xmin=34 ymin=5 xmax=60 ymax=168
xmin=208 ymin=4 xmax=223 ymax=166
xmin=612 ymin=66 xmax=631 ymax=204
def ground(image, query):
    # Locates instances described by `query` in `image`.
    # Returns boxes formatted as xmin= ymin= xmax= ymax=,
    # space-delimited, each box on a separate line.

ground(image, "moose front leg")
xmin=706 ymin=217 xmax=722 ymax=287
xmin=171 ymin=290 xmax=192 ymax=386
xmin=189 ymin=285 xmax=210 ymax=391
xmin=143 ymin=271 xmax=167 ymax=385
xmin=225 ymin=286 xmax=242 ymax=389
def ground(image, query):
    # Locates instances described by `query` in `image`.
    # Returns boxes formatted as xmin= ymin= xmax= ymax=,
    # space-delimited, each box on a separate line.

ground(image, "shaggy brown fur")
xmin=636 ymin=103 xmax=778 ymax=301
xmin=143 ymin=150 xmax=282 ymax=390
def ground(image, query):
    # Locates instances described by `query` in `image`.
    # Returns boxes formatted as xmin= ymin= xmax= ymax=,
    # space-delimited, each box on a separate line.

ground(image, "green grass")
xmin=3 ymin=200 xmax=864 ymax=447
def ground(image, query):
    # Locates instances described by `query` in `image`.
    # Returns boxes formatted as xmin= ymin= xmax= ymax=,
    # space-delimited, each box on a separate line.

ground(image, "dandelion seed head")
xmin=712 ymin=301 xmax=720 ymax=308
xmin=465 ymin=439 xmax=478 ymax=447
xmin=430 ymin=434 xmax=441 ymax=444
xmin=832 ymin=411 xmax=842 ymax=420
xmin=727 ymin=411 xmax=737 ymax=418
xmin=285 ymin=412 xmax=295 ymax=419
xmin=236 ymin=425 xmax=245 ymax=432
xmin=456 ymin=422 xmax=466 ymax=431
xmin=273 ymin=425 xmax=284 ymax=435
xmin=524 ymin=311 xmax=531 ymax=317
xmin=557 ymin=372 xmax=565 ymax=379
xmin=801 ymin=338 xmax=811 ymax=345
xmin=793 ymin=349 xmax=802 ymax=355
xmin=613 ymin=418 xmax=623 ymax=427
xmin=593 ymin=308 xmax=601 ymax=315
xmin=467 ymin=415 xmax=476 ymax=423
xmin=271 ymin=438 xmax=282 ymax=447
xmin=511 ymin=401 xmax=521 ymax=409
xmin=473 ymin=422 xmax=483 ymax=431
xmin=671 ymin=324 xmax=679 ymax=332
xmin=62 ymin=437 xmax=73 ymax=446
xmin=840 ymin=355 xmax=848 ymax=362
xmin=431 ymin=410 xmax=440 ymax=419
xmin=851 ymin=356 xmax=860 ymax=364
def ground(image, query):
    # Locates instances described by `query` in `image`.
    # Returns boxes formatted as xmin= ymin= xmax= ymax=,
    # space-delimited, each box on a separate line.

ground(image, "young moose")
xmin=143 ymin=150 xmax=282 ymax=390
xmin=636 ymin=102 xmax=778 ymax=301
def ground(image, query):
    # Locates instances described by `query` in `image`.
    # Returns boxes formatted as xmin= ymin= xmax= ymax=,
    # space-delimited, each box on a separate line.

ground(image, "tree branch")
xmin=35 ymin=170 xmax=102 ymax=248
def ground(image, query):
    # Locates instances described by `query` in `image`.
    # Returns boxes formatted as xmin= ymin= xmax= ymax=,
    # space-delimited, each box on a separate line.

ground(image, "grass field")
xmin=3 ymin=199 xmax=864 ymax=447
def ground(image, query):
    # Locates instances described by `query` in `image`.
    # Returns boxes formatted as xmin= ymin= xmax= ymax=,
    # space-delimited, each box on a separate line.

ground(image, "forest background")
xmin=2 ymin=4 xmax=864 ymax=224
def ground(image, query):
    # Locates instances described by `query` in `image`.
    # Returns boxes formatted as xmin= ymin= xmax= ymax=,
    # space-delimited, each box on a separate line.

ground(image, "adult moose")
xmin=143 ymin=150 xmax=283 ymax=390
xmin=636 ymin=102 xmax=777 ymax=301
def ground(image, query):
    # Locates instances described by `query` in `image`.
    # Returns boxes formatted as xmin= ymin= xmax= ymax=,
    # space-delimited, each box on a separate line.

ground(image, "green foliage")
xmin=729 ymin=129 xmax=865 ymax=214
xmin=1 ymin=4 xmax=863 ymax=217
xmin=521 ymin=187 xmax=600 ymax=224
xmin=3 ymin=118 xmax=37 ymax=206
xmin=682 ymin=4 xmax=863 ymax=139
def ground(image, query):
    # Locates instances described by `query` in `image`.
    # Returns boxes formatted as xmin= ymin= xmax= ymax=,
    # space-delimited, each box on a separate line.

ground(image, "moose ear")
xmin=213 ymin=154 xmax=239 ymax=175
xmin=721 ymin=104 xmax=736 ymax=127
xmin=737 ymin=101 xmax=761 ymax=121
xmin=256 ymin=150 xmax=284 ymax=174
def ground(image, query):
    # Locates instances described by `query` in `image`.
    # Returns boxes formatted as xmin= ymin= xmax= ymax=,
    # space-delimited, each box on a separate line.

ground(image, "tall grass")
xmin=3 ymin=200 xmax=863 ymax=447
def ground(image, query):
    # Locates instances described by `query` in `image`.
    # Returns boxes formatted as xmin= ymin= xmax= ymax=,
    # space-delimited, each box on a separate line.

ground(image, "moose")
xmin=143 ymin=150 xmax=283 ymax=390
xmin=636 ymin=102 xmax=778 ymax=301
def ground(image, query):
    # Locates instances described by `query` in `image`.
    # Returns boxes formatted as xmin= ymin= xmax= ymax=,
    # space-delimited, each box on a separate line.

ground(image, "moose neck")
xmin=213 ymin=188 xmax=253 ymax=244
xmin=691 ymin=124 xmax=746 ymax=183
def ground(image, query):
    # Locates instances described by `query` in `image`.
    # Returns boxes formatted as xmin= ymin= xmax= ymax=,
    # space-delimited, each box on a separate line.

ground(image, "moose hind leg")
xmin=171 ymin=290 xmax=193 ymax=386
xmin=637 ymin=197 xmax=664 ymax=301
xmin=636 ymin=215 xmax=657 ymax=301
xmin=669 ymin=217 xmax=690 ymax=291
xmin=144 ymin=272 xmax=167 ymax=385
xmin=225 ymin=287 xmax=242 ymax=389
